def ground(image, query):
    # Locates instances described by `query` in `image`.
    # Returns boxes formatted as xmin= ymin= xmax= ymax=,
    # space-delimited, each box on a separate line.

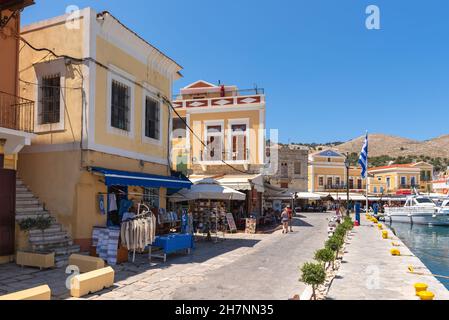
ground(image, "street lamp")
xmin=344 ymin=153 xmax=350 ymax=217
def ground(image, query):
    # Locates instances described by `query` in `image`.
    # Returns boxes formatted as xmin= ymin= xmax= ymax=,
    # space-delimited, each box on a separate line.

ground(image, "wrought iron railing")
xmin=0 ymin=91 xmax=34 ymax=133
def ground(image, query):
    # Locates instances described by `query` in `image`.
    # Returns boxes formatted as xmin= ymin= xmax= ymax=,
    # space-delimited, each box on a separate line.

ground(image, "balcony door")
xmin=205 ymin=124 xmax=223 ymax=161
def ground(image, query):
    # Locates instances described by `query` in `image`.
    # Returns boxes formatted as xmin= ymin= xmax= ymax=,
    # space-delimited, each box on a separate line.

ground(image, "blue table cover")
xmin=152 ymin=233 xmax=194 ymax=254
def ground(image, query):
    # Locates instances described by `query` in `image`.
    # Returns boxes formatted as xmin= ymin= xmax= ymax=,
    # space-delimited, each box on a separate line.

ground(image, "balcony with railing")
xmin=198 ymin=147 xmax=249 ymax=164
xmin=0 ymin=91 xmax=34 ymax=133
xmin=172 ymin=88 xmax=265 ymax=109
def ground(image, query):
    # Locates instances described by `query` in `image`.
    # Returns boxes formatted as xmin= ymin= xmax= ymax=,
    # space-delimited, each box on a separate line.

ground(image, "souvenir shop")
xmin=168 ymin=178 xmax=246 ymax=239
xmin=89 ymin=167 xmax=194 ymax=265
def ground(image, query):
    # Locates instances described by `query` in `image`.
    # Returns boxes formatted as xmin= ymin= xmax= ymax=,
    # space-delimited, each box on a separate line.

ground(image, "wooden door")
xmin=0 ymin=169 xmax=16 ymax=255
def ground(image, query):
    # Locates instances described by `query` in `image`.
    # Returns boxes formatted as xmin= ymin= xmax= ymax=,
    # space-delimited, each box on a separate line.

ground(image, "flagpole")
xmin=366 ymin=153 xmax=369 ymax=214
xmin=366 ymin=132 xmax=369 ymax=214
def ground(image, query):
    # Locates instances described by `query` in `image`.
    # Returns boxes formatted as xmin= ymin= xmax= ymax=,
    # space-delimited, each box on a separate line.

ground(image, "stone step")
xmin=29 ymin=231 xmax=69 ymax=242
xmin=31 ymin=238 xmax=73 ymax=248
xmin=16 ymin=205 xmax=44 ymax=213
xmin=16 ymin=180 xmax=25 ymax=186
xmin=16 ymin=199 xmax=40 ymax=207
xmin=53 ymin=244 xmax=81 ymax=256
xmin=28 ymin=224 xmax=63 ymax=235
xmin=16 ymin=187 xmax=30 ymax=193
xmin=15 ymin=191 xmax=34 ymax=198
xmin=15 ymin=212 xmax=51 ymax=221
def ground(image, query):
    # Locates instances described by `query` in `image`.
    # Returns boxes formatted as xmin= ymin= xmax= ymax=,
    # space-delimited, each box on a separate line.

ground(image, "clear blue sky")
xmin=21 ymin=0 xmax=449 ymax=143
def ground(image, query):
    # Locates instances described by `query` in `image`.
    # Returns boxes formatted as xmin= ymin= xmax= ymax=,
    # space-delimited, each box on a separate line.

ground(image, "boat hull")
xmin=385 ymin=214 xmax=449 ymax=226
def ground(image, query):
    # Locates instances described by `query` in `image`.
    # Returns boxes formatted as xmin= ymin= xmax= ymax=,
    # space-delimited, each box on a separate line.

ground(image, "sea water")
xmin=388 ymin=222 xmax=449 ymax=289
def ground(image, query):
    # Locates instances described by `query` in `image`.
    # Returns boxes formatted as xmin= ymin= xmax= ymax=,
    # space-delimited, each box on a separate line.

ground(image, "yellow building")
xmin=308 ymin=149 xmax=365 ymax=193
xmin=171 ymin=80 xmax=266 ymax=214
xmin=368 ymin=162 xmax=433 ymax=195
xmin=17 ymin=8 xmax=188 ymax=252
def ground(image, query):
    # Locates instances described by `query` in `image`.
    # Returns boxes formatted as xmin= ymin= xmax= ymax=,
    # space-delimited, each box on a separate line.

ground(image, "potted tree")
xmin=300 ymin=262 xmax=326 ymax=300
xmin=314 ymin=247 xmax=335 ymax=270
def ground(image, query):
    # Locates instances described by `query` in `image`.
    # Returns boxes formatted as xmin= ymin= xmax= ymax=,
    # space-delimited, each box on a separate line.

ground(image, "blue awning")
xmin=90 ymin=167 xmax=192 ymax=189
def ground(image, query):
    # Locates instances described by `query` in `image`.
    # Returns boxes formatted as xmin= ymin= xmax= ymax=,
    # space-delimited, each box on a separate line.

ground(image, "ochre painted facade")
xmin=368 ymin=162 xmax=433 ymax=195
xmin=171 ymin=81 xmax=265 ymax=174
xmin=308 ymin=149 xmax=366 ymax=193
xmin=17 ymin=8 xmax=182 ymax=250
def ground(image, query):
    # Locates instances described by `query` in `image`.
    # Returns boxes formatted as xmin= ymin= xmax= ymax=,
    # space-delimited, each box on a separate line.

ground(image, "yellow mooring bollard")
xmin=382 ymin=230 xmax=388 ymax=239
xmin=414 ymin=283 xmax=428 ymax=296
xmin=418 ymin=291 xmax=435 ymax=300
xmin=390 ymin=248 xmax=401 ymax=256
xmin=377 ymin=223 xmax=383 ymax=230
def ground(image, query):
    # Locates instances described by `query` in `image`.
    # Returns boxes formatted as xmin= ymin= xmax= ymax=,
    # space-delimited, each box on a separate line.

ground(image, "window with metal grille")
xmin=40 ymin=74 xmax=60 ymax=124
xmin=145 ymin=97 xmax=160 ymax=140
xmin=111 ymin=80 xmax=130 ymax=131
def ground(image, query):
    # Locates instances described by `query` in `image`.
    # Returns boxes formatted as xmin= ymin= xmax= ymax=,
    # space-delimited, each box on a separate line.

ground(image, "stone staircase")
xmin=15 ymin=179 xmax=80 ymax=267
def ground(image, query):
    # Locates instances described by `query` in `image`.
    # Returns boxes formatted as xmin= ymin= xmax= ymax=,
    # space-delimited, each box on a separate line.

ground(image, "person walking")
xmin=281 ymin=207 xmax=290 ymax=234
xmin=287 ymin=205 xmax=293 ymax=232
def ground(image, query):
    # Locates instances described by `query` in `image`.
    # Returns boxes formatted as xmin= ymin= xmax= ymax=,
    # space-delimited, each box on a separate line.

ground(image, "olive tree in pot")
xmin=314 ymin=247 xmax=335 ymax=270
xmin=18 ymin=215 xmax=54 ymax=252
xmin=325 ymin=234 xmax=344 ymax=260
xmin=300 ymin=262 xmax=326 ymax=300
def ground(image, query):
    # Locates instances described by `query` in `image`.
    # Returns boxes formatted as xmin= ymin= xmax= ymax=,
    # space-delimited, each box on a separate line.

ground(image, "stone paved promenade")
xmin=327 ymin=215 xmax=449 ymax=300
xmin=0 ymin=212 xmax=330 ymax=300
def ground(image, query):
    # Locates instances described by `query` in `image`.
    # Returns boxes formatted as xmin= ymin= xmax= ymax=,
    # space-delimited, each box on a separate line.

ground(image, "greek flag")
xmin=358 ymin=133 xmax=368 ymax=179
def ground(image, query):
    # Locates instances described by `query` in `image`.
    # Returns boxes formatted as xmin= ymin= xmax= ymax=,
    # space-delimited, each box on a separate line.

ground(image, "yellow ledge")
xmin=68 ymin=254 xmax=105 ymax=273
xmin=0 ymin=285 xmax=51 ymax=300
xmin=70 ymin=266 xmax=115 ymax=298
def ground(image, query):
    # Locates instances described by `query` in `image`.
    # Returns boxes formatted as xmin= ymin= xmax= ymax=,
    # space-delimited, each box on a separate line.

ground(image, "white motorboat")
xmin=438 ymin=199 xmax=449 ymax=215
xmin=385 ymin=195 xmax=449 ymax=226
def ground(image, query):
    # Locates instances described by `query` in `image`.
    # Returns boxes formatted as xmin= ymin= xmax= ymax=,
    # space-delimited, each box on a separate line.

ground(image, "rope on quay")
xmin=408 ymin=265 xmax=449 ymax=280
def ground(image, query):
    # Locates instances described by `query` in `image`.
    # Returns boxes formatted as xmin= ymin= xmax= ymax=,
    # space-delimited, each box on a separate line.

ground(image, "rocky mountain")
xmin=335 ymin=134 xmax=449 ymax=158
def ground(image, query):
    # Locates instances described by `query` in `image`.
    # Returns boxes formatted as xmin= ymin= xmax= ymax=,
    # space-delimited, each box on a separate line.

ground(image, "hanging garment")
xmin=108 ymin=194 xmax=118 ymax=212
xmin=119 ymin=199 xmax=133 ymax=220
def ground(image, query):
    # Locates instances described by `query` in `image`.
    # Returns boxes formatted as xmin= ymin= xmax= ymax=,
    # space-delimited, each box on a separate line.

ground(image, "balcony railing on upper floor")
xmin=198 ymin=148 xmax=250 ymax=163
xmin=172 ymin=88 xmax=265 ymax=109
xmin=172 ymin=88 xmax=265 ymax=101
xmin=0 ymin=91 xmax=34 ymax=133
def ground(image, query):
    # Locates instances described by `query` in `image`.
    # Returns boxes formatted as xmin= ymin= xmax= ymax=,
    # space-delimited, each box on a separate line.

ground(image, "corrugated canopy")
xmin=91 ymin=167 xmax=192 ymax=189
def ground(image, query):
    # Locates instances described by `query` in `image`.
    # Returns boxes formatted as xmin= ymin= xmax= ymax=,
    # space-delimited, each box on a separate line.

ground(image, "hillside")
xmin=335 ymin=134 xmax=449 ymax=159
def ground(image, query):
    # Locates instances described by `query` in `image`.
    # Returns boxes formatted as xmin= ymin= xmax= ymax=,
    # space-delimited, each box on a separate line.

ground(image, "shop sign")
xmin=225 ymin=213 xmax=237 ymax=233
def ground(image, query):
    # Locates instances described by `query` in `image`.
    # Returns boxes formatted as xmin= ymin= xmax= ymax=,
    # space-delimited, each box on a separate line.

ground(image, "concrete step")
xmin=31 ymin=237 xmax=72 ymax=248
xmin=29 ymin=231 xmax=69 ymax=242
xmin=16 ymin=199 xmax=40 ymax=207
xmin=28 ymin=224 xmax=62 ymax=235
xmin=15 ymin=212 xmax=51 ymax=221
xmin=16 ymin=180 xmax=25 ymax=186
xmin=16 ymin=187 xmax=30 ymax=193
xmin=53 ymin=244 xmax=81 ymax=256
xmin=15 ymin=192 xmax=34 ymax=199
xmin=16 ymin=205 xmax=44 ymax=213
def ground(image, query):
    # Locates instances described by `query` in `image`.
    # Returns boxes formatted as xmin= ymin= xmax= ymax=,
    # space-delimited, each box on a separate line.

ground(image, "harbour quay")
xmin=327 ymin=215 xmax=449 ymax=300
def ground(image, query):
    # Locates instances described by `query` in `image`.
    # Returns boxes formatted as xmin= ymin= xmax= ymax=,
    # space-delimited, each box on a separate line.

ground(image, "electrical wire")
xmin=19 ymin=35 xmax=257 ymax=177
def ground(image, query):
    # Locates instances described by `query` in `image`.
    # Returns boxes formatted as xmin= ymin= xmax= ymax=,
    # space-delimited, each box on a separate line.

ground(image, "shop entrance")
xmin=107 ymin=185 xmax=128 ymax=227
xmin=0 ymin=169 xmax=16 ymax=256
